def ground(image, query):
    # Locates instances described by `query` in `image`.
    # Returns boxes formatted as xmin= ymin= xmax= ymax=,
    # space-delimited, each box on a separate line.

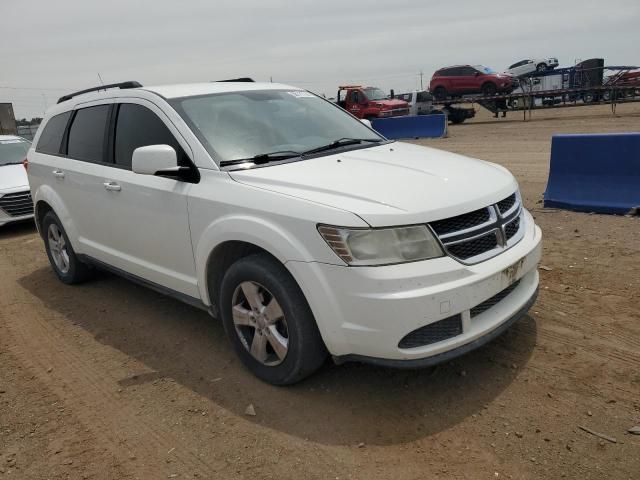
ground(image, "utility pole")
xmin=419 ymin=70 xmax=424 ymax=90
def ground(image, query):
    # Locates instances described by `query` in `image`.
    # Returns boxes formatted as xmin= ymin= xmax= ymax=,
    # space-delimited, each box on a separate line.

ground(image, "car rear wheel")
xmin=42 ymin=211 xmax=93 ymax=284
xmin=219 ymin=253 xmax=327 ymax=385
xmin=433 ymin=86 xmax=447 ymax=101
xmin=481 ymin=82 xmax=497 ymax=96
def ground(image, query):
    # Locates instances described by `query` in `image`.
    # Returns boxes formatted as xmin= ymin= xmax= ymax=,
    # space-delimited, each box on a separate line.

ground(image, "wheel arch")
xmin=196 ymin=215 xmax=324 ymax=307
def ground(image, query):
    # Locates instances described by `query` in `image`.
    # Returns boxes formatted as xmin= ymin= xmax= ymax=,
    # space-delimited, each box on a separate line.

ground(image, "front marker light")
xmin=318 ymin=225 xmax=444 ymax=266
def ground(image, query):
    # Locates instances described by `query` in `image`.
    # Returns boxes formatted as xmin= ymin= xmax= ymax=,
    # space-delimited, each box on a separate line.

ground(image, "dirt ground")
xmin=1 ymin=103 xmax=639 ymax=480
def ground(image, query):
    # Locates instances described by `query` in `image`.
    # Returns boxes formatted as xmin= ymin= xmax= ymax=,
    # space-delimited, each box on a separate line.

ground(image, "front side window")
xmin=36 ymin=111 xmax=71 ymax=155
xmin=67 ymin=105 xmax=110 ymax=163
xmin=114 ymin=104 xmax=188 ymax=169
xmin=0 ymin=138 xmax=31 ymax=166
xmin=171 ymin=90 xmax=383 ymax=165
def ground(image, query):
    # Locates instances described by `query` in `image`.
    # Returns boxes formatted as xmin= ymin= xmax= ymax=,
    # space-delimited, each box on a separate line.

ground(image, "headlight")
xmin=318 ymin=225 xmax=444 ymax=266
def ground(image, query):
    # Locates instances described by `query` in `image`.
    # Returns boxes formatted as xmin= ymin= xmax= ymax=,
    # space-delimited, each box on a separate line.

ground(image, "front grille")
xmin=447 ymin=233 xmax=499 ymax=260
xmin=398 ymin=314 xmax=462 ymax=349
xmin=0 ymin=191 xmax=34 ymax=217
xmin=429 ymin=192 xmax=523 ymax=264
xmin=504 ymin=216 xmax=520 ymax=240
xmin=497 ymin=193 xmax=516 ymax=214
xmin=471 ymin=280 xmax=521 ymax=318
xmin=430 ymin=207 xmax=491 ymax=236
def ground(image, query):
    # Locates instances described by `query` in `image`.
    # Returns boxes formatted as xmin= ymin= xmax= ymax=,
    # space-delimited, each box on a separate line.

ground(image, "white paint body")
xmin=27 ymin=82 xmax=542 ymax=362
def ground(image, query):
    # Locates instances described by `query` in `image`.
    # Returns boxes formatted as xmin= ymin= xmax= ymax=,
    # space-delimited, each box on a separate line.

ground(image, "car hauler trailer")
xmin=431 ymin=61 xmax=640 ymax=120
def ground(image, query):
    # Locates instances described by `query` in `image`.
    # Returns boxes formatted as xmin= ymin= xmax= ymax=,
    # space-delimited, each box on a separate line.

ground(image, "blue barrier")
xmin=372 ymin=114 xmax=447 ymax=139
xmin=544 ymin=133 xmax=640 ymax=214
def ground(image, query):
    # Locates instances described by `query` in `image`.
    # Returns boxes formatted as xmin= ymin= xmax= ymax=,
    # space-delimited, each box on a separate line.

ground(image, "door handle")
xmin=103 ymin=181 xmax=121 ymax=192
xmin=52 ymin=169 xmax=65 ymax=179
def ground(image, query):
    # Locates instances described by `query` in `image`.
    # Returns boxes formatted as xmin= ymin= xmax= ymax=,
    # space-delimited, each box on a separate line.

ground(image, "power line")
xmin=0 ymin=86 xmax=70 ymax=91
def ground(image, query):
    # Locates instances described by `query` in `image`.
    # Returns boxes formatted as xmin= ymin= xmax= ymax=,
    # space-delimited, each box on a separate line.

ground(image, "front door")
xmin=69 ymin=100 xmax=199 ymax=298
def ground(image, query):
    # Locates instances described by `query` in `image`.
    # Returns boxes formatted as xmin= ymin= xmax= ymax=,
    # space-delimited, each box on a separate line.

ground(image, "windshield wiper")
xmin=302 ymin=137 xmax=382 ymax=156
xmin=1 ymin=161 xmax=24 ymax=166
xmin=220 ymin=150 xmax=302 ymax=167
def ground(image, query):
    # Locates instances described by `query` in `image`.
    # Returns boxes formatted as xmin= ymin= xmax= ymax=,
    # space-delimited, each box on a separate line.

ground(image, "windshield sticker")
xmin=287 ymin=91 xmax=315 ymax=98
xmin=0 ymin=139 xmax=24 ymax=144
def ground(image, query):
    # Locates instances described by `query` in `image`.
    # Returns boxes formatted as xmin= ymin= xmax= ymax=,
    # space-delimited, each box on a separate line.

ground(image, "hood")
xmin=229 ymin=142 xmax=517 ymax=227
xmin=0 ymin=164 xmax=29 ymax=192
xmin=376 ymin=99 xmax=408 ymax=108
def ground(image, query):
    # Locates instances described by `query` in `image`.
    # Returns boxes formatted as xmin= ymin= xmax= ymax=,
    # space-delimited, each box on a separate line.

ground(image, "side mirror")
xmin=132 ymin=145 xmax=178 ymax=175
xmin=360 ymin=118 xmax=372 ymax=128
xmin=474 ymin=72 xmax=480 ymax=76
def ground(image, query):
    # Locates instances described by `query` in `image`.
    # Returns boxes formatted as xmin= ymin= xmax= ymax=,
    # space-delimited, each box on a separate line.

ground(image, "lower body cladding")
xmin=287 ymin=211 xmax=542 ymax=367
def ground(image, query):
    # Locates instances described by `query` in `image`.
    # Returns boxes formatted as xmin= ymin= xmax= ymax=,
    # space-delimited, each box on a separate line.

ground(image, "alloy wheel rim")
xmin=231 ymin=281 xmax=289 ymax=366
xmin=48 ymin=224 xmax=70 ymax=274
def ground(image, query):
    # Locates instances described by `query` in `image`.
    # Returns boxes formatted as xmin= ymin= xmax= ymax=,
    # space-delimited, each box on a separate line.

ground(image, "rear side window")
xmin=67 ymin=105 xmax=110 ymax=163
xmin=114 ymin=103 xmax=188 ymax=169
xmin=36 ymin=111 xmax=71 ymax=155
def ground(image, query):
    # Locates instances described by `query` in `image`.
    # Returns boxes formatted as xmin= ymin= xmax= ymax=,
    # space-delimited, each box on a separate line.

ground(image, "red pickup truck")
xmin=336 ymin=85 xmax=409 ymax=119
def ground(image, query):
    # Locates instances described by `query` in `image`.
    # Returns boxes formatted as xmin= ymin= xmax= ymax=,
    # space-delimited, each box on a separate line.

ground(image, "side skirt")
xmin=77 ymin=254 xmax=217 ymax=317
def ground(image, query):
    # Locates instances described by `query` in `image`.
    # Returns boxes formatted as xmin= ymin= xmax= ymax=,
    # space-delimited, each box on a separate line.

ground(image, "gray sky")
xmin=3 ymin=0 xmax=639 ymax=119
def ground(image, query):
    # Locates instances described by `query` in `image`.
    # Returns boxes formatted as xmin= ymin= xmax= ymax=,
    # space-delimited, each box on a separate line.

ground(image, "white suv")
xmin=27 ymin=80 xmax=542 ymax=384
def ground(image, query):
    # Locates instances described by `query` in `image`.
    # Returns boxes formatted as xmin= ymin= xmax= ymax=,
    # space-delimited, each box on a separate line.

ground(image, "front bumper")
xmin=287 ymin=210 xmax=542 ymax=363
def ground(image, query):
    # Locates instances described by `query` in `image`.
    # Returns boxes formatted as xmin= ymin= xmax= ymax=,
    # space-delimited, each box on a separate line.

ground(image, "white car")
xmin=27 ymin=80 xmax=542 ymax=384
xmin=506 ymin=57 xmax=559 ymax=77
xmin=0 ymin=135 xmax=34 ymax=226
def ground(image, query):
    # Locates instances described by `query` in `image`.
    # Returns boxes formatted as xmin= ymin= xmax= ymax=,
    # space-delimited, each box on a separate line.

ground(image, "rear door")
xmin=87 ymin=100 xmax=199 ymax=297
xmin=41 ymin=102 xmax=115 ymax=251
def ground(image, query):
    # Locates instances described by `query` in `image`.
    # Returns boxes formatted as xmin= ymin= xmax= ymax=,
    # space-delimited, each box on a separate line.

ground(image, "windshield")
xmin=171 ymin=89 xmax=383 ymax=164
xmin=0 ymin=138 xmax=30 ymax=166
xmin=363 ymin=88 xmax=389 ymax=101
xmin=473 ymin=65 xmax=496 ymax=74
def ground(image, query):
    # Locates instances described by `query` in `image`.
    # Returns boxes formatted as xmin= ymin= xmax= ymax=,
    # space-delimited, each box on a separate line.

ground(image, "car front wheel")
xmin=219 ymin=253 xmax=327 ymax=385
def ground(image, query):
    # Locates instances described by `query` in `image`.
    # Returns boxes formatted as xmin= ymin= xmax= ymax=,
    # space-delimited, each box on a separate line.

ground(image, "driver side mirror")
xmin=132 ymin=144 xmax=179 ymax=175
xmin=360 ymin=119 xmax=372 ymax=128
xmin=474 ymin=72 xmax=480 ymax=76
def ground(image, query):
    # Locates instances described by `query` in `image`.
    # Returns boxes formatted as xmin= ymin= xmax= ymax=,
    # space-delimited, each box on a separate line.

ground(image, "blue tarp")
xmin=544 ymin=133 xmax=640 ymax=214
xmin=372 ymin=114 xmax=447 ymax=139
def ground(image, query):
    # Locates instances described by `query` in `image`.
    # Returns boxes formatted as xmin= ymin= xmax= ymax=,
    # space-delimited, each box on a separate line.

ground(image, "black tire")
xmin=583 ymin=92 xmax=595 ymax=103
xmin=433 ymin=86 xmax=447 ymax=101
xmin=536 ymin=63 xmax=547 ymax=72
xmin=42 ymin=211 xmax=93 ymax=284
xmin=219 ymin=253 xmax=327 ymax=385
xmin=481 ymin=82 xmax=497 ymax=96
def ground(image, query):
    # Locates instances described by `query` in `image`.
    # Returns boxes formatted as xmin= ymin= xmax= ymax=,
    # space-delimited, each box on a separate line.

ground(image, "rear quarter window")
xmin=36 ymin=111 xmax=72 ymax=155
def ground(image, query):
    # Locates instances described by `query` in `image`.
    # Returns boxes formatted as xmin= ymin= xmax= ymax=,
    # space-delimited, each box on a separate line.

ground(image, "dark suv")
xmin=430 ymin=65 xmax=516 ymax=100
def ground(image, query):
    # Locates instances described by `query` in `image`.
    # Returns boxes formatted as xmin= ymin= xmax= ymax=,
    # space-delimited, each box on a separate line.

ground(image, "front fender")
xmin=194 ymin=214 xmax=328 ymax=305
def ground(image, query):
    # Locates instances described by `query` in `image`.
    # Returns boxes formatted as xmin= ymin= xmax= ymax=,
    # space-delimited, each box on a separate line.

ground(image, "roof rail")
xmin=57 ymin=81 xmax=143 ymax=104
xmin=214 ymin=77 xmax=255 ymax=83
